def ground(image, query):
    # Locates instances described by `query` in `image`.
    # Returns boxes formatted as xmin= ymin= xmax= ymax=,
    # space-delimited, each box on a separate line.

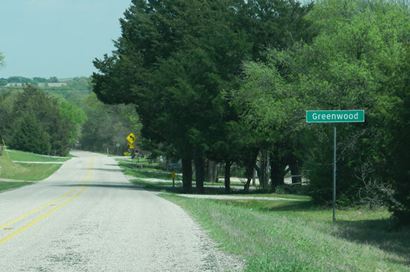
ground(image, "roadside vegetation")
xmin=6 ymin=149 xmax=69 ymax=162
xmin=121 ymin=161 xmax=410 ymax=271
xmin=93 ymin=0 xmax=410 ymax=225
xmin=164 ymin=195 xmax=410 ymax=272
xmin=0 ymin=149 xmax=66 ymax=192
xmin=0 ymin=87 xmax=86 ymax=156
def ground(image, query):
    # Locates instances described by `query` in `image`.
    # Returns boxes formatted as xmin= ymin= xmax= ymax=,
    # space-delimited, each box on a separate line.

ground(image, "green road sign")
xmin=306 ymin=110 xmax=365 ymax=123
xmin=306 ymin=109 xmax=365 ymax=222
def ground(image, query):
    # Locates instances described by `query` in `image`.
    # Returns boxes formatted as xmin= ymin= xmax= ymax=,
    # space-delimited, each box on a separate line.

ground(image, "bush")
xmin=0 ymin=87 xmax=81 ymax=156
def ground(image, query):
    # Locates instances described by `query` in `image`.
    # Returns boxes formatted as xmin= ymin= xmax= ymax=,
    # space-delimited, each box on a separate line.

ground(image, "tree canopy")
xmin=0 ymin=87 xmax=86 ymax=156
xmin=93 ymin=0 xmax=410 ymax=224
xmin=93 ymin=0 xmax=312 ymax=192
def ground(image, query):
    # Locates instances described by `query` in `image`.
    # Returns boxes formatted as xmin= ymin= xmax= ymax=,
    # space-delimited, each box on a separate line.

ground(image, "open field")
xmin=120 ymin=160 xmax=410 ymax=272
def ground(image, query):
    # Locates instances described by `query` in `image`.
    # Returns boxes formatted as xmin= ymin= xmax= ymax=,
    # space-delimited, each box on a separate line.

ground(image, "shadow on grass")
xmin=213 ymin=198 xmax=316 ymax=213
xmin=0 ymin=181 xmax=33 ymax=192
xmin=335 ymin=219 xmax=410 ymax=265
xmin=123 ymin=168 xmax=171 ymax=180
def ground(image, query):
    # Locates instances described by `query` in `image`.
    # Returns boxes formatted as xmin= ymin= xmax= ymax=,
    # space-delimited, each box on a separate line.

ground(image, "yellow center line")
xmin=0 ymin=188 xmax=79 ymax=230
xmin=0 ymin=188 xmax=87 ymax=245
xmin=0 ymin=157 xmax=96 ymax=245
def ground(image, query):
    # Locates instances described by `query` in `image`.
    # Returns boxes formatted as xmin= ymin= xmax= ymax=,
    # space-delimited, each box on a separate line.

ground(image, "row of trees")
xmin=93 ymin=0 xmax=313 ymax=191
xmin=0 ymin=87 xmax=86 ymax=156
xmin=0 ymin=67 xmax=140 ymax=156
xmin=0 ymin=76 xmax=60 ymax=85
xmin=93 ymin=0 xmax=410 ymax=223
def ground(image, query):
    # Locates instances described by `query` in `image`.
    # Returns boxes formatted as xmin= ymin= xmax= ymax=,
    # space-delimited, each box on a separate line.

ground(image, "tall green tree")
xmin=93 ymin=0 xmax=249 ymax=192
xmin=241 ymin=0 xmax=410 ymax=210
xmin=93 ymin=0 xmax=313 ymax=192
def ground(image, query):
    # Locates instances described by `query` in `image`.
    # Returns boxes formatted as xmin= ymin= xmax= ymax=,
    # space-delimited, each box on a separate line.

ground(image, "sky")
xmin=0 ymin=0 xmax=132 ymax=78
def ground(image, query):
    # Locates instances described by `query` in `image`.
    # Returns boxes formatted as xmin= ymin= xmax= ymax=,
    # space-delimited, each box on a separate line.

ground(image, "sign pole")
xmin=333 ymin=125 xmax=337 ymax=223
xmin=305 ymin=109 xmax=365 ymax=222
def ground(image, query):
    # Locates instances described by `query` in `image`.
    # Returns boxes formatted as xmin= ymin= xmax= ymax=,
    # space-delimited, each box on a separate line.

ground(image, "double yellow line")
xmin=0 ymin=159 xmax=95 ymax=245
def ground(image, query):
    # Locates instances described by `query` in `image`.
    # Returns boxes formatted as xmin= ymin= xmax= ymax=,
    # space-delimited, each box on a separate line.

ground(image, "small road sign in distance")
xmin=127 ymin=133 xmax=136 ymax=144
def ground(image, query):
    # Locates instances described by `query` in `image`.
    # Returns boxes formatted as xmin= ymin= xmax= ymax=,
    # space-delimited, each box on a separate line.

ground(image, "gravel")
xmin=0 ymin=151 xmax=243 ymax=272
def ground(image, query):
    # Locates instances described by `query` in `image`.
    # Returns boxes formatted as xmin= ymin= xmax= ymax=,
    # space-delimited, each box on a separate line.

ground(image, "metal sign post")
xmin=333 ymin=126 xmax=336 ymax=223
xmin=306 ymin=110 xmax=365 ymax=222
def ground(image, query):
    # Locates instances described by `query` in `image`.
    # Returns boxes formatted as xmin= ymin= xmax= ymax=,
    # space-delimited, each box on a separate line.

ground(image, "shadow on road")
xmin=56 ymin=183 xmax=144 ymax=190
xmin=82 ymin=168 xmax=122 ymax=172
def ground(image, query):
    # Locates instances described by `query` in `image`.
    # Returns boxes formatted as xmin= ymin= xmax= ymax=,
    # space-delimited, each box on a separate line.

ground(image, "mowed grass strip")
xmin=6 ymin=149 xmax=69 ymax=162
xmin=0 ymin=150 xmax=64 ymax=192
xmin=118 ymin=160 xmax=172 ymax=180
xmin=163 ymin=195 xmax=410 ymax=272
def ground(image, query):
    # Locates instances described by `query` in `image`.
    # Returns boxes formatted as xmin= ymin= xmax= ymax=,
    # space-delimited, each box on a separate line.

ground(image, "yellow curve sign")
xmin=126 ymin=133 xmax=136 ymax=144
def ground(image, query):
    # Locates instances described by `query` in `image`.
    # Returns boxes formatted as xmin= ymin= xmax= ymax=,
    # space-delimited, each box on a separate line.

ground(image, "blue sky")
xmin=0 ymin=0 xmax=132 ymax=78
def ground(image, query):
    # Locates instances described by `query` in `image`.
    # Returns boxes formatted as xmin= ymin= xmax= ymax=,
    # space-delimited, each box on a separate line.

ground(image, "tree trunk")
xmin=206 ymin=160 xmax=218 ymax=182
xmin=270 ymin=151 xmax=286 ymax=191
xmin=182 ymin=156 xmax=192 ymax=193
xmin=244 ymin=149 xmax=259 ymax=192
xmin=256 ymin=150 xmax=269 ymax=191
xmin=224 ymin=161 xmax=231 ymax=192
xmin=252 ymin=169 xmax=256 ymax=186
xmin=289 ymin=158 xmax=302 ymax=184
xmin=194 ymin=152 xmax=205 ymax=193
xmin=204 ymin=159 xmax=210 ymax=182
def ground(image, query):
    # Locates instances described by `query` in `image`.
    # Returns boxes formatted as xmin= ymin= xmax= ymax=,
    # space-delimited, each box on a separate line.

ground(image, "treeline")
xmin=93 ymin=0 xmax=410 ymax=223
xmin=0 ymin=75 xmax=139 ymax=156
xmin=0 ymin=76 xmax=60 ymax=85
xmin=0 ymin=87 xmax=85 ymax=156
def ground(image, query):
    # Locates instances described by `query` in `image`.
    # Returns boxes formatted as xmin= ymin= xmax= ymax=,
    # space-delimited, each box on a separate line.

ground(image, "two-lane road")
xmin=0 ymin=151 xmax=240 ymax=272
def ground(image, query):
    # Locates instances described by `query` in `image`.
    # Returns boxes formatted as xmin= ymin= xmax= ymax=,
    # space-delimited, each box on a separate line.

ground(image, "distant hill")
xmin=0 ymin=76 xmax=90 ymax=89
xmin=0 ymin=76 xmax=91 ymax=103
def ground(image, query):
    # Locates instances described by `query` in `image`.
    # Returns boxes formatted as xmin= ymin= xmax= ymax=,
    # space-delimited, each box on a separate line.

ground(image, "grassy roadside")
xmin=163 ymin=195 xmax=410 ymax=272
xmin=120 ymin=160 xmax=410 ymax=271
xmin=0 ymin=149 xmax=67 ymax=192
xmin=6 ymin=149 xmax=70 ymax=162
xmin=0 ymin=181 xmax=34 ymax=192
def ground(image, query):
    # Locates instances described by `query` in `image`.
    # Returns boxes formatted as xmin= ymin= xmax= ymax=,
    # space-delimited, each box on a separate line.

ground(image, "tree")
xmin=93 ymin=0 xmax=249 ymax=192
xmin=389 ymin=44 xmax=410 ymax=224
xmin=244 ymin=0 xmax=410 ymax=208
xmin=93 ymin=0 xmax=313 ymax=192
xmin=1 ymin=87 xmax=83 ymax=156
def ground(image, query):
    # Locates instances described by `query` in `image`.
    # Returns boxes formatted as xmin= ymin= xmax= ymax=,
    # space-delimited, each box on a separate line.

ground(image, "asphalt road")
xmin=0 ymin=151 xmax=241 ymax=272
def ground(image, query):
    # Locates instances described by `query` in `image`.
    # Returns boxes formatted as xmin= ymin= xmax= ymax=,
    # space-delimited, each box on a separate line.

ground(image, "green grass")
xmin=163 ymin=195 xmax=410 ymax=272
xmin=0 ymin=181 xmax=33 ymax=192
xmin=120 ymin=163 xmax=410 ymax=271
xmin=5 ymin=149 xmax=69 ymax=162
xmin=0 ymin=150 xmax=64 ymax=192
xmin=118 ymin=160 xmax=174 ymax=180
